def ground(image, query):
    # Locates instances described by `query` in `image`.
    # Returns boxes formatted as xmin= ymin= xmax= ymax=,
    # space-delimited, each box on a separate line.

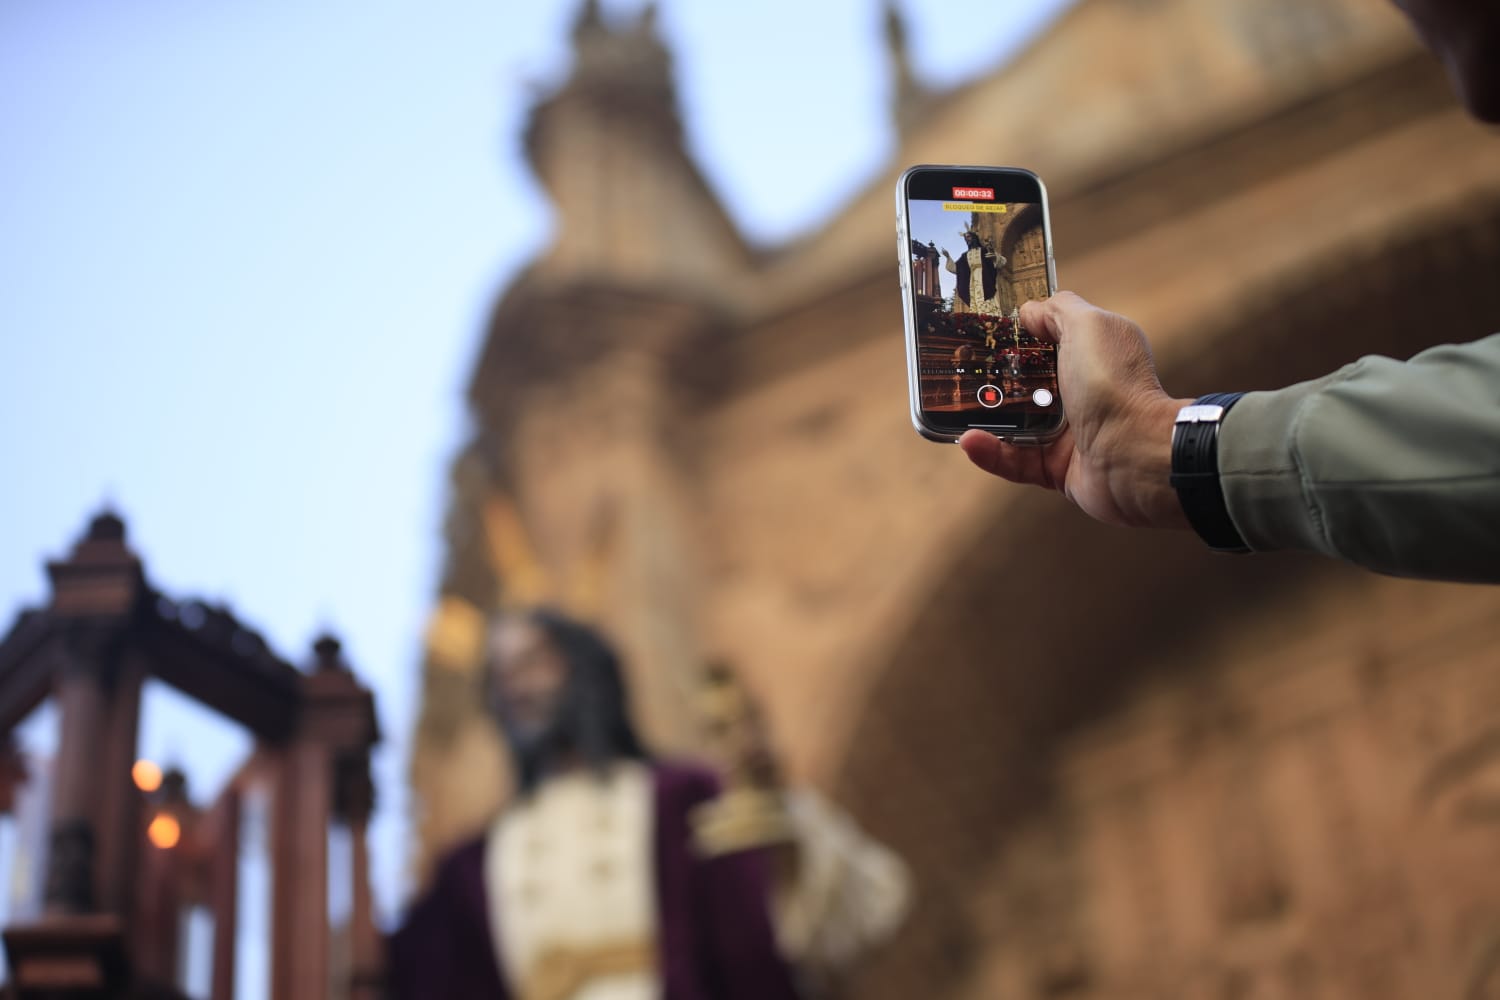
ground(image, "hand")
xmin=735 ymin=709 xmax=783 ymax=791
xmin=959 ymin=291 xmax=1193 ymax=530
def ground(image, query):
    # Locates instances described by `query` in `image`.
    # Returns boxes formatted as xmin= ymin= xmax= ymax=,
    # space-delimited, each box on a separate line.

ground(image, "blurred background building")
xmin=412 ymin=1 xmax=1500 ymax=998
xmin=5 ymin=0 xmax=1500 ymax=996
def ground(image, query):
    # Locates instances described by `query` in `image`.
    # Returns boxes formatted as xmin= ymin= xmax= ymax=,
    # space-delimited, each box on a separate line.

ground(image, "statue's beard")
xmin=503 ymin=710 xmax=576 ymax=789
xmin=502 ymin=711 xmax=552 ymax=749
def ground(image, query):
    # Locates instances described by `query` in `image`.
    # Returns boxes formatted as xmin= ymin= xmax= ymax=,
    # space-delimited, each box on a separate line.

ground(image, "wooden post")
xmin=133 ymin=810 xmax=182 ymax=984
xmin=95 ymin=654 xmax=145 ymax=921
xmin=209 ymin=788 xmax=241 ymax=1000
xmin=0 ymin=734 xmax=28 ymax=814
xmin=269 ymin=746 xmax=296 ymax=1000
xmin=345 ymin=763 xmax=381 ymax=1000
xmin=41 ymin=510 xmax=147 ymax=918
xmin=45 ymin=656 xmax=108 ymax=914
xmin=271 ymin=739 xmax=332 ymax=1000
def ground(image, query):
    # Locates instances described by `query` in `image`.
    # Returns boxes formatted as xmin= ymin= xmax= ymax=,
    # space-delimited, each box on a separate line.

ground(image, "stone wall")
xmin=409 ymin=4 xmax=1500 ymax=997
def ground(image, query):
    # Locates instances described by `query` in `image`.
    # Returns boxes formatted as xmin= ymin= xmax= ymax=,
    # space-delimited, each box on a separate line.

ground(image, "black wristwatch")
xmin=1170 ymin=392 xmax=1250 ymax=553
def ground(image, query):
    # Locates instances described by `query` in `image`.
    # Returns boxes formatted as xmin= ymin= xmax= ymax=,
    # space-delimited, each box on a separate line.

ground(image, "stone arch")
xmin=996 ymin=201 xmax=1044 ymax=262
xmin=828 ymin=199 xmax=1500 ymax=1000
xmin=1411 ymin=730 xmax=1500 ymax=1000
xmin=1467 ymin=934 xmax=1500 ymax=1000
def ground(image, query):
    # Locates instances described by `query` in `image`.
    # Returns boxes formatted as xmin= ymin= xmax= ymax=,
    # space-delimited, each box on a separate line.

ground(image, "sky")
xmin=0 ymin=0 xmax=1068 ymax=991
xmin=909 ymin=197 xmax=979 ymax=299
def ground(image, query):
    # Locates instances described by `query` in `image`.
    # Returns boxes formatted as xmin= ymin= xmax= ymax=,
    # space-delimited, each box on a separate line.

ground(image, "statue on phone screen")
xmin=942 ymin=227 xmax=1008 ymax=317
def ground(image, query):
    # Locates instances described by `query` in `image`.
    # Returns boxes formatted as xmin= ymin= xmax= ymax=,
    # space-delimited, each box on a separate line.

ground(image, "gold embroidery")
xmin=521 ymin=939 xmax=654 ymax=1000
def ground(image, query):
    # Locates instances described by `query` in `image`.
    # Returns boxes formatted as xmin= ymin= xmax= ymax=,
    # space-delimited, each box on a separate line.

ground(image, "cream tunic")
xmin=485 ymin=763 xmax=658 ymax=1000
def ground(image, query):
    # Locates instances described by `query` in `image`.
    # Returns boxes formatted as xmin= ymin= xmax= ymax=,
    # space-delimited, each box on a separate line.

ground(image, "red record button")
xmin=977 ymin=384 xmax=1003 ymax=408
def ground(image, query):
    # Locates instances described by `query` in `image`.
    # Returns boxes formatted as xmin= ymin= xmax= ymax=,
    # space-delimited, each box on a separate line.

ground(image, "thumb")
xmin=1021 ymin=290 xmax=1097 ymax=347
xmin=959 ymin=429 xmax=1056 ymax=489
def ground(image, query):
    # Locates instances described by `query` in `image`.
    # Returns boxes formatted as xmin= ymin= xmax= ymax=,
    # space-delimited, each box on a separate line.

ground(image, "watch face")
xmin=901 ymin=167 xmax=1062 ymax=438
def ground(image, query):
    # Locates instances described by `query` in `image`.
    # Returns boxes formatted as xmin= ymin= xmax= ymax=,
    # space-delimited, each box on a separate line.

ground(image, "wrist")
xmin=1121 ymin=392 xmax=1195 ymax=530
xmin=1170 ymin=393 xmax=1250 ymax=552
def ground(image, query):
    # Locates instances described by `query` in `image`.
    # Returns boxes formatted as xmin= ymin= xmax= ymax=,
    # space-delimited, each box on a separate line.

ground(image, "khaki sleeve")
xmin=1218 ymin=333 xmax=1500 ymax=583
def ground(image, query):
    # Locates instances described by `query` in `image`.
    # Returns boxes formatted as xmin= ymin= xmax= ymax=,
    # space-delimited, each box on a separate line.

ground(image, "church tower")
xmin=882 ymin=0 xmax=936 ymax=140
xmin=409 ymin=0 xmax=744 ymax=879
xmin=525 ymin=0 xmax=750 ymax=290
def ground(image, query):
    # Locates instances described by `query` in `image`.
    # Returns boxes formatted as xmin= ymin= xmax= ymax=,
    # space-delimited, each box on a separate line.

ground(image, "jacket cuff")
xmin=1216 ymin=373 xmax=1341 ymax=555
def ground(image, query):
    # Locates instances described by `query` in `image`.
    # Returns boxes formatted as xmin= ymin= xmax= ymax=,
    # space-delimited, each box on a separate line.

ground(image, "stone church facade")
xmin=409 ymin=1 xmax=1500 ymax=997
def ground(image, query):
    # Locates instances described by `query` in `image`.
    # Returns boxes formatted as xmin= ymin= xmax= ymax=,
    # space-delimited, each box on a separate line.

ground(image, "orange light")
xmin=147 ymin=813 xmax=181 ymax=850
xmin=132 ymin=759 xmax=163 ymax=793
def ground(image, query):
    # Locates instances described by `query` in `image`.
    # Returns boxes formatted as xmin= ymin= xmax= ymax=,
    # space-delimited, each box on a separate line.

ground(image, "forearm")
xmin=1218 ymin=334 xmax=1500 ymax=583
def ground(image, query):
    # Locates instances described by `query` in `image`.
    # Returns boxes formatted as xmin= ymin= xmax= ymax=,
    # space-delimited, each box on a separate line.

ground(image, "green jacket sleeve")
xmin=1218 ymin=333 xmax=1500 ymax=583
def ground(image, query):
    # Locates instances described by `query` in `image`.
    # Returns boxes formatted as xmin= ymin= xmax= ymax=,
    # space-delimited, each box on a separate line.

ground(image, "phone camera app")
xmin=907 ymin=193 xmax=1057 ymax=422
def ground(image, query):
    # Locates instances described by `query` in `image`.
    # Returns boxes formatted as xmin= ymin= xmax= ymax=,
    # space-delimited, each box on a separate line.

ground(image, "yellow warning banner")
xmin=943 ymin=202 xmax=1008 ymax=213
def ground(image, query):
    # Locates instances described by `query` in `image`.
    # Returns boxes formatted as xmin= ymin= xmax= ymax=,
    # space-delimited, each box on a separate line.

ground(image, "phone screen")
xmin=901 ymin=168 xmax=1061 ymax=438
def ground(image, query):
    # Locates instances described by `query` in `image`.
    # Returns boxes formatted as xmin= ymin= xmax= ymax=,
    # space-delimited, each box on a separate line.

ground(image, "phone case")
xmin=896 ymin=164 xmax=1064 ymax=445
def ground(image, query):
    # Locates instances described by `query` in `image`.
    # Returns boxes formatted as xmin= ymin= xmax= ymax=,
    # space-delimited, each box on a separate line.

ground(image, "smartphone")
xmin=896 ymin=165 xmax=1062 ymax=443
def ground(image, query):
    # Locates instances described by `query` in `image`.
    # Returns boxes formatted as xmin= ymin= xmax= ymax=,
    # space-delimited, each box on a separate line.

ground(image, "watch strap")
xmin=1171 ymin=392 xmax=1249 ymax=553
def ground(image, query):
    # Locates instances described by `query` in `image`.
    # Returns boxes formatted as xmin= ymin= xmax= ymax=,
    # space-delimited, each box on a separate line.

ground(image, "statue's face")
xmin=485 ymin=618 xmax=569 ymax=744
xmin=963 ymin=231 xmax=982 ymax=250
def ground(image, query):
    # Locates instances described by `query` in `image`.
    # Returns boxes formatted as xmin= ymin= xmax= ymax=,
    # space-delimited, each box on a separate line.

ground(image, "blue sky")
xmin=0 ymin=0 xmax=1068 ymax=989
xmin=908 ymin=197 xmax=974 ymax=298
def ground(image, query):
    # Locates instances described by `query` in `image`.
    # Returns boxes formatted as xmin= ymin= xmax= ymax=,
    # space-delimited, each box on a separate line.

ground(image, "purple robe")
xmin=953 ymin=245 xmax=998 ymax=308
xmin=387 ymin=761 xmax=802 ymax=1000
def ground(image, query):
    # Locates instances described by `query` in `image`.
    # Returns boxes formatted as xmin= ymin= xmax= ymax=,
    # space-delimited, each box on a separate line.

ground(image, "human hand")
xmin=959 ymin=291 xmax=1193 ymax=530
xmin=702 ymin=672 xmax=783 ymax=791
xmin=734 ymin=702 xmax=783 ymax=791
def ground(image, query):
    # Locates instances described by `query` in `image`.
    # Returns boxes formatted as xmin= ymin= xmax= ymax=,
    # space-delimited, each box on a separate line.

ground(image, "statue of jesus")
xmin=941 ymin=229 xmax=1008 ymax=316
